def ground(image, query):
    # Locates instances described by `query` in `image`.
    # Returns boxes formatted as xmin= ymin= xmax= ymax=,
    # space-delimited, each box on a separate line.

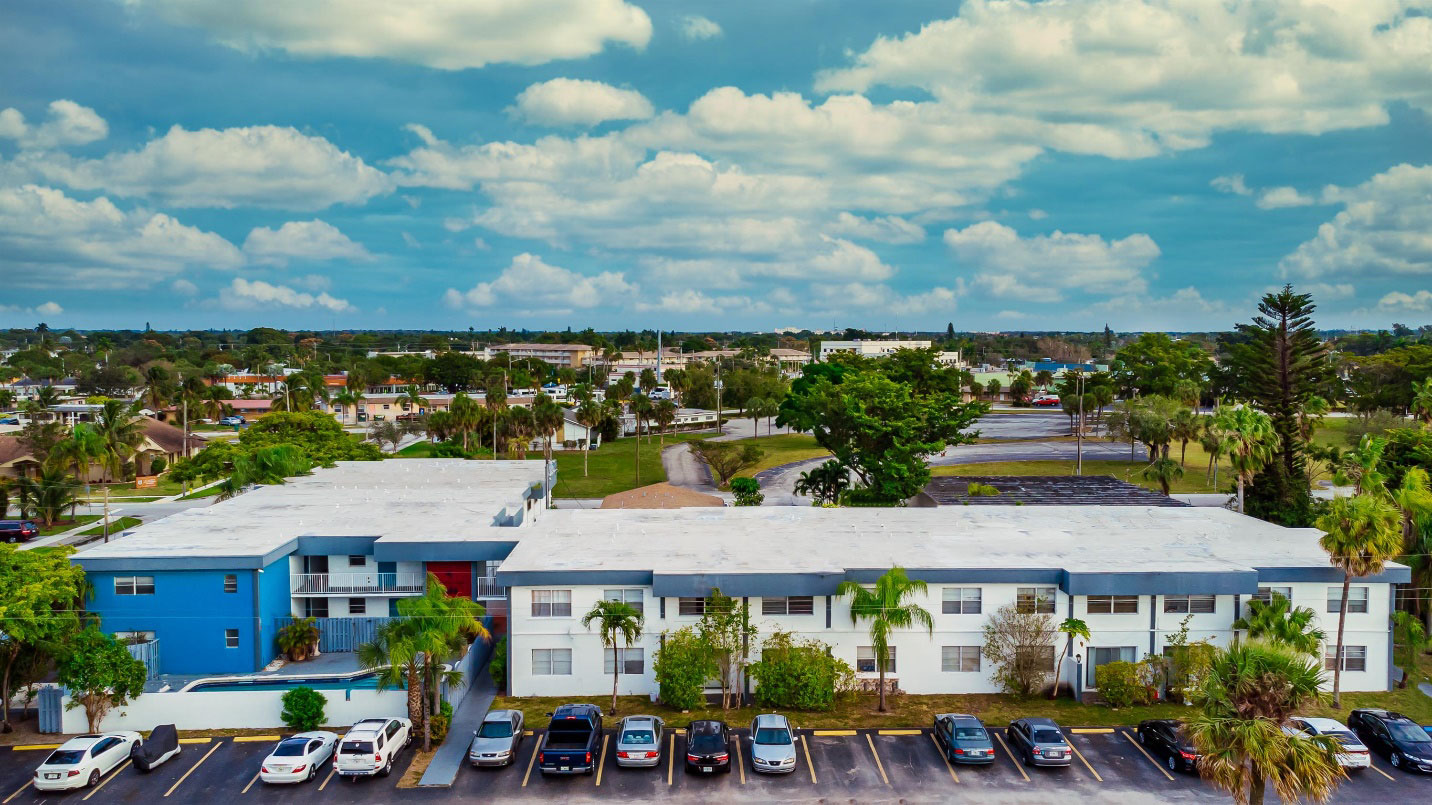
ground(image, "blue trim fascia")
xmin=1065 ymin=571 xmax=1257 ymax=596
xmin=372 ymin=541 xmax=519 ymax=563
xmin=498 ymin=569 xmax=654 ymax=587
xmin=846 ymin=568 xmax=1066 ymax=586
xmin=652 ymin=572 xmax=846 ymax=598
xmin=295 ymin=536 xmax=379 ymax=556
xmin=1254 ymin=565 xmax=1411 ymax=584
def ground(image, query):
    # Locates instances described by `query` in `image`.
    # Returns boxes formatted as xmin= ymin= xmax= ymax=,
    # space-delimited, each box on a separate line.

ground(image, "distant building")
xmin=488 ymin=343 xmax=594 ymax=369
xmin=818 ymin=339 xmax=932 ymax=361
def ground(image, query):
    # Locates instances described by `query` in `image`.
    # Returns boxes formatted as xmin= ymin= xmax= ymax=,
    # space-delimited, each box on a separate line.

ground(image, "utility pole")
xmin=102 ymin=485 xmax=110 ymax=543
xmin=656 ymin=330 xmax=662 ymax=385
xmin=180 ymin=371 xmax=190 ymax=459
xmin=1075 ymin=372 xmax=1085 ymax=476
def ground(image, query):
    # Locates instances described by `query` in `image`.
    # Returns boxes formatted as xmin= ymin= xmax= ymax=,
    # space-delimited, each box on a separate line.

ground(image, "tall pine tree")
xmin=1224 ymin=285 xmax=1331 ymax=525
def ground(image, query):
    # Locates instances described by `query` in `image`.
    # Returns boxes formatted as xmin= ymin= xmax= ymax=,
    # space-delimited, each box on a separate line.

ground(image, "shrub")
xmin=429 ymin=701 xmax=454 ymax=744
xmin=652 ymin=627 xmax=716 ymax=711
xmin=730 ymin=477 xmax=764 ymax=506
xmin=277 ymin=617 xmax=320 ymax=661
xmin=966 ymin=482 xmax=1000 ymax=497
xmin=1095 ymin=659 xmax=1160 ymax=708
xmin=489 ymin=637 xmax=507 ymax=691
xmin=981 ymin=602 xmax=1057 ymax=696
xmin=431 ymin=440 xmax=474 ymax=459
xmin=280 ymin=686 xmax=327 ymax=731
xmin=149 ymin=457 xmax=167 ymax=474
xmin=748 ymin=631 xmax=854 ymax=711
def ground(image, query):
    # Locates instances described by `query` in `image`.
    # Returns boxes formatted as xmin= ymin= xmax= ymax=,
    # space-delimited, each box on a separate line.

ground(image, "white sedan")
xmin=260 ymin=731 xmax=339 ymax=784
xmin=33 ymin=732 xmax=142 ymax=791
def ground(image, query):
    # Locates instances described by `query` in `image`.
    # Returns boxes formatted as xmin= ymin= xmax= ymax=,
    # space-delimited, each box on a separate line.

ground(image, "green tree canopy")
xmin=1113 ymin=332 xmax=1214 ymax=397
xmin=0 ymin=545 xmax=86 ymax=732
xmin=57 ymin=626 xmax=148 ymax=733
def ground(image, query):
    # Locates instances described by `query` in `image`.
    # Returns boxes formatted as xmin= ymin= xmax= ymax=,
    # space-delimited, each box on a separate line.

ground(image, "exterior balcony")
xmin=291 ymin=572 xmax=426 ymax=597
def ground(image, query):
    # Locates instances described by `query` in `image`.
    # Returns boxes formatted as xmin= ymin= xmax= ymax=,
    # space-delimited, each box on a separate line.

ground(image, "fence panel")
xmin=37 ymin=687 xmax=63 ymax=734
xmin=276 ymin=617 xmax=394 ymax=654
xmin=127 ymin=639 xmax=161 ymax=680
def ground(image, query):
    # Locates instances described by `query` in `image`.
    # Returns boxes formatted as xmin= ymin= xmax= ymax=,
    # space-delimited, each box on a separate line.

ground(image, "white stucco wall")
xmin=59 ymin=687 xmax=409 ymax=733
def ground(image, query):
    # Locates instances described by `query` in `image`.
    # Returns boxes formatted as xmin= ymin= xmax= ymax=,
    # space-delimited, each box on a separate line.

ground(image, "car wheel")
xmin=1022 ymin=750 xmax=1032 ymax=766
xmin=87 ymin=770 xmax=101 ymax=788
xmin=307 ymin=765 xmax=316 ymax=782
xmin=1138 ymin=730 xmax=1146 ymax=745
xmin=1166 ymin=754 xmax=1177 ymax=772
xmin=1391 ymin=752 xmax=1401 ymax=768
xmin=379 ymin=759 xmax=392 ymax=777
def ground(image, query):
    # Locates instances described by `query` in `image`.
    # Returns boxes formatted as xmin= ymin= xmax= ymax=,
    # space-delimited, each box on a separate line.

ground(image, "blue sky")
xmin=2 ymin=0 xmax=1430 ymax=332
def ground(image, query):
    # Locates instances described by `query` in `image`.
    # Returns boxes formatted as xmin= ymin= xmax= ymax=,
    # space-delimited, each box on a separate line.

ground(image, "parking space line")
xmin=927 ymin=733 xmax=959 ymax=783
xmin=524 ymin=730 xmax=534 ymax=736
xmin=864 ymin=733 xmax=890 ymax=786
xmin=318 ymin=764 xmax=337 ymax=791
xmin=521 ymin=739 xmax=539 ymax=787
xmin=812 ymin=729 xmax=856 ymax=736
xmin=731 ymin=736 xmax=745 ymax=784
xmin=233 ymin=735 xmax=280 ymax=742
xmin=2 ymin=781 xmax=30 ymax=805
xmin=10 ymin=744 xmax=60 ymax=751
xmin=165 ymin=740 xmax=223 ymax=797
xmin=179 ymin=737 xmax=213 ymax=744
xmin=1070 ymin=728 xmax=1114 ymax=734
xmin=1367 ymin=761 xmax=1395 ymax=781
xmin=801 ymin=735 xmax=817 ymax=784
xmin=993 ymin=732 xmax=1029 ymax=782
xmin=241 ymin=771 xmax=261 ymax=794
xmin=878 ymin=729 xmax=922 ymax=736
xmin=1119 ymin=730 xmax=1174 ymax=782
xmin=83 ymin=759 xmax=130 ymax=801
xmin=1065 ymin=737 xmax=1102 ymax=782
xmin=666 ymin=733 xmax=674 ymax=785
xmin=594 ymin=734 xmax=609 ymax=786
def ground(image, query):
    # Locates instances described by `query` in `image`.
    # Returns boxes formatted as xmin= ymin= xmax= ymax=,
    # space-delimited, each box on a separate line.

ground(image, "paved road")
xmin=4 ymin=724 xmax=1424 ymax=804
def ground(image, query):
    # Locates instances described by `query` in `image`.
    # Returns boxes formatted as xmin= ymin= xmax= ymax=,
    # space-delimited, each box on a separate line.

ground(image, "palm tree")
xmin=503 ymin=406 xmax=535 ymax=459
xmin=1051 ymin=617 xmax=1090 ymax=700
xmin=752 ymin=396 xmax=781 ymax=437
xmin=357 ymin=620 xmax=425 ymax=735
xmin=484 ymin=374 xmax=507 ymax=458
xmin=1232 ymin=593 xmax=1325 ymax=656
xmin=1034 ymin=369 xmax=1054 ymax=389
xmin=425 ymin=409 xmax=455 ymax=443
xmin=399 ymin=384 xmax=429 ymax=415
xmin=32 ymin=385 xmax=61 ymax=410
xmin=92 ymin=399 xmax=144 ymax=482
xmin=47 ymin=423 xmax=103 ymax=517
xmin=399 ymin=575 xmax=489 ymax=750
xmin=449 ymin=392 xmax=481 ymax=451
xmin=532 ymin=393 xmax=566 ymax=462
xmin=836 ymin=567 xmax=933 ymax=712
xmin=630 ymin=393 xmax=653 ymax=446
xmin=1171 ymin=408 xmax=1201 ymax=468
xmin=16 ymin=466 xmax=78 ymax=528
xmin=201 ymin=385 xmax=232 ymax=422
xmin=575 ymin=398 xmax=603 ymax=476
xmin=1336 ymin=435 xmax=1387 ymax=496
xmin=332 ymin=390 xmax=361 ymax=426
xmin=1211 ymin=405 xmax=1276 ymax=513
xmin=1185 ymin=641 xmax=1345 ymax=805
xmin=1317 ymin=494 xmax=1402 ymax=708
xmin=1411 ymin=377 xmax=1432 ymax=427
xmin=1142 ymin=457 xmax=1184 ymax=496
xmin=1199 ymin=417 xmax=1226 ymax=488
xmin=652 ymin=399 xmax=677 ymax=445
xmin=581 ymin=599 xmax=644 ymax=713
xmin=638 ymin=368 xmax=657 ymax=397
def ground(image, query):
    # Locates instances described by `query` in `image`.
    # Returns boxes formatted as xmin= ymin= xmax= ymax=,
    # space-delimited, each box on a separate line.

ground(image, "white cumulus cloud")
xmin=443 ymin=253 xmax=635 ymax=313
xmin=1279 ymin=163 xmax=1432 ymax=279
xmin=171 ymin=278 xmax=199 ymax=296
xmin=242 ymin=219 xmax=372 ymax=266
xmin=0 ymin=100 xmax=108 ymax=150
xmin=1378 ymin=290 xmax=1432 ymax=313
xmin=1211 ymin=174 xmax=1252 ymax=196
xmin=34 ymin=301 xmax=63 ymax=315
xmin=680 ymin=15 xmax=722 ymax=41
xmin=1256 ymin=186 xmax=1317 ymax=210
xmin=513 ymin=78 xmax=655 ymax=127
xmin=220 ymin=277 xmax=353 ymax=312
xmin=125 ymin=0 xmax=653 ymax=69
xmin=944 ymin=221 xmax=1159 ymax=302
xmin=827 ymin=212 xmax=925 ymax=244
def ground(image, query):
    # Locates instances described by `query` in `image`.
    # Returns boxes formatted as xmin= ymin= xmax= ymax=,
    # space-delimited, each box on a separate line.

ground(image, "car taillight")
xmin=714 ymin=753 xmax=728 ymax=762
xmin=1031 ymin=747 xmax=1041 ymax=756
xmin=617 ymin=751 xmax=629 ymax=759
xmin=687 ymin=754 xmax=700 ymax=762
xmin=644 ymin=752 xmax=657 ymax=759
xmin=67 ymin=770 xmax=80 ymax=777
xmin=261 ymin=767 xmax=270 ymax=773
xmin=374 ymin=754 xmax=382 ymax=763
xmin=1180 ymin=751 xmax=1196 ymax=760
xmin=953 ymin=748 xmax=964 ymax=754
xmin=585 ymin=752 xmax=591 ymax=764
xmin=292 ymin=765 xmax=306 ymax=774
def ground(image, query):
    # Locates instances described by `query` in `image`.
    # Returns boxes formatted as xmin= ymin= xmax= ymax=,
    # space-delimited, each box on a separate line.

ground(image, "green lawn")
xmin=178 ymin=485 xmax=225 ymax=500
xmin=37 ymin=515 xmax=100 ymax=536
xmin=80 ymin=476 xmax=187 ymax=500
xmin=546 ymin=434 xmax=706 ymax=499
xmin=77 ymin=516 xmax=143 ymax=537
xmin=730 ymin=433 xmax=831 ymax=477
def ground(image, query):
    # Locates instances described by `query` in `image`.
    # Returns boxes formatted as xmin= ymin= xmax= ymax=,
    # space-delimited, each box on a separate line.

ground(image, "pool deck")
xmin=147 ymin=651 xmax=368 ymax=692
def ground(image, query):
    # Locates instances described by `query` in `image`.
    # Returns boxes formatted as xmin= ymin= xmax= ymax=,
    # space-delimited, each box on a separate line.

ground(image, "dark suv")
xmin=0 ymin=521 xmax=39 ymax=543
xmin=1349 ymin=709 xmax=1432 ymax=773
xmin=684 ymin=720 xmax=731 ymax=774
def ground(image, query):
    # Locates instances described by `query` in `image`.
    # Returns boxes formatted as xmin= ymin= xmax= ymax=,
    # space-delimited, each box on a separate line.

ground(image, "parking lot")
xmin=4 ymin=725 xmax=1430 ymax=803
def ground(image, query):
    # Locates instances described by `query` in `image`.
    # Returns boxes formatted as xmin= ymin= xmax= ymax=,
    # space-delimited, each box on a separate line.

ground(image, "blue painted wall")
xmin=89 ymin=569 xmax=260 ymax=676
xmin=256 ymin=557 xmax=292 ymax=670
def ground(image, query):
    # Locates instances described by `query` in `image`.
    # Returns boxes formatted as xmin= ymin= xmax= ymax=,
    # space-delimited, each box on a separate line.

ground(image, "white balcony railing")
xmin=475 ymin=576 xmax=504 ymax=599
xmin=291 ymin=572 xmax=426 ymax=596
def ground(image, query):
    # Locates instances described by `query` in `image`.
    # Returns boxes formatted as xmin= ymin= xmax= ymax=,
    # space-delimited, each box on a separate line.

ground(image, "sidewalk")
xmin=20 ymin=512 xmax=128 ymax=550
xmin=417 ymin=667 xmax=497 ymax=787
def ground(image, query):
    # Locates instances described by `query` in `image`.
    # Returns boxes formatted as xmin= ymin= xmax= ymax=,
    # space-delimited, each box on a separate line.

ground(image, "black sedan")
xmin=1137 ymin=719 xmax=1200 ymax=773
xmin=1349 ymin=709 xmax=1432 ymax=773
xmin=684 ymin=720 xmax=731 ymax=774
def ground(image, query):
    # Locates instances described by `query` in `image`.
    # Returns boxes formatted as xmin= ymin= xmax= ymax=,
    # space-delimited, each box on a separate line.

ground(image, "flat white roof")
xmin=497 ymin=505 xmax=1341 ymax=576
xmin=76 ymin=460 xmax=547 ymax=561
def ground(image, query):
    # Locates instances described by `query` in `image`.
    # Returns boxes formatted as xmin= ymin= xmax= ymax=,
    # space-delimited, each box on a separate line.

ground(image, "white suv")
xmin=335 ymin=717 xmax=412 ymax=779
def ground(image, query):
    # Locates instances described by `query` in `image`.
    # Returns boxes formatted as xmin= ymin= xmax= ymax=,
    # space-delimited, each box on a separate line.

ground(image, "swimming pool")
xmin=185 ymin=672 xmax=387 ymax=692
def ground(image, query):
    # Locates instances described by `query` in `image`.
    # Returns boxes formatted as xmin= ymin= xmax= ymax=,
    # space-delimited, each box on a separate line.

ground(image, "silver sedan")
xmin=615 ymin=715 xmax=664 ymax=768
xmin=468 ymin=709 xmax=524 ymax=767
xmin=749 ymin=714 xmax=797 ymax=774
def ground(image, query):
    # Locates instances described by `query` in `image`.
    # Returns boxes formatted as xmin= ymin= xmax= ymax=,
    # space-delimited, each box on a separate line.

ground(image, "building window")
xmin=1324 ymin=646 xmax=1367 ymax=673
xmin=1328 ymin=587 xmax=1368 ymax=614
xmin=531 ymin=589 xmax=572 ymax=618
xmin=941 ymin=646 xmax=981 ymax=673
xmin=942 ymin=587 xmax=982 ymax=615
xmin=348 ymin=555 xmax=366 ymax=567
xmin=604 ymin=589 xmax=644 ymax=615
xmin=1088 ymin=646 xmax=1137 ymax=686
xmin=349 ymin=598 xmax=366 ymax=615
xmin=114 ymin=631 xmax=156 ymax=643
xmin=304 ymin=598 xmax=329 ymax=618
xmin=1253 ymin=586 xmax=1293 ymax=605
xmin=223 ymin=574 xmax=237 ymax=594
xmin=1015 ymin=645 xmax=1056 ymax=672
xmin=1016 ymin=587 xmax=1056 ymax=614
xmin=1087 ymin=595 xmax=1139 ymax=615
xmin=114 ymin=576 xmax=155 ymax=596
xmin=224 ymin=629 xmax=239 ymax=649
xmin=678 ymin=597 xmax=707 ymax=616
xmin=532 ymin=649 xmax=573 ymax=676
xmin=857 ymin=646 xmax=896 ymax=674
xmin=1164 ymin=594 xmax=1216 ymax=614
xmin=762 ymin=596 xmax=815 ymax=616
xmin=602 ymin=648 xmax=645 ymax=676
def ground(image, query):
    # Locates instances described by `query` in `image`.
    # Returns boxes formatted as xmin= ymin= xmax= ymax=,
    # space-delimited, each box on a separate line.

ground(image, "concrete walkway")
xmin=417 ymin=667 xmax=496 ymax=787
xmin=1420 ymin=681 xmax=1432 ymax=700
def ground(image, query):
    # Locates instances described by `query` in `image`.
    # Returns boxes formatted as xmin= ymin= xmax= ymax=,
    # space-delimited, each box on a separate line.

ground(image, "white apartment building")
xmin=818 ymin=340 xmax=963 ymax=368
xmin=498 ymin=507 xmax=1403 ymax=699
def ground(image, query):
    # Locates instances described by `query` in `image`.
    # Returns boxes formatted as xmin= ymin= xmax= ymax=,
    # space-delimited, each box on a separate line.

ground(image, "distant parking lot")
xmin=5 ymin=725 xmax=1429 ymax=803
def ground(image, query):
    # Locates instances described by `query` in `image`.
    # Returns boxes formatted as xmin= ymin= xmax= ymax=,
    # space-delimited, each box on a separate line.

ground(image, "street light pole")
xmin=1075 ymin=372 xmax=1085 ymax=476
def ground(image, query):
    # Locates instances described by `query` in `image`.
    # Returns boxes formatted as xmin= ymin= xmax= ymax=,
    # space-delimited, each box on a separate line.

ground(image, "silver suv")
xmin=749 ymin=714 xmax=797 ymax=774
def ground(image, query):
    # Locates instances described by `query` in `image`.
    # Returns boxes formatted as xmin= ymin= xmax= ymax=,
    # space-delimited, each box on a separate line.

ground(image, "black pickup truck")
xmin=538 ymin=704 xmax=603 ymax=775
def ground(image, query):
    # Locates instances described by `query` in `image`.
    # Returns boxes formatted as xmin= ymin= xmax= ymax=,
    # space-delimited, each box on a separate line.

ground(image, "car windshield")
xmin=754 ymin=728 xmax=792 ymax=745
xmin=272 ymin=739 xmax=310 ymax=757
xmin=1325 ymin=731 xmax=1359 ymax=746
xmin=339 ymin=740 xmax=374 ymax=754
xmin=478 ymin=722 xmax=513 ymax=739
xmin=954 ymin=727 xmax=988 ymax=740
xmin=1032 ymin=729 xmax=1064 ymax=744
xmin=1388 ymin=723 xmax=1432 ymax=743
xmin=44 ymin=750 xmax=85 ymax=765
xmin=621 ymin=730 xmax=655 ymax=745
xmin=690 ymin=735 xmax=725 ymax=752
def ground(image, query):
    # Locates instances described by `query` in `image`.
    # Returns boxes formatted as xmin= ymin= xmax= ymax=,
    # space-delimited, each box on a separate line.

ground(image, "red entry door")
xmin=425 ymin=562 xmax=472 ymax=598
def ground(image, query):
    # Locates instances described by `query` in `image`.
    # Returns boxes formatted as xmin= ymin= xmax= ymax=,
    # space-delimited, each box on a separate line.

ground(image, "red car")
xmin=1032 ymin=395 xmax=1061 ymax=407
xmin=0 ymin=520 xmax=39 ymax=543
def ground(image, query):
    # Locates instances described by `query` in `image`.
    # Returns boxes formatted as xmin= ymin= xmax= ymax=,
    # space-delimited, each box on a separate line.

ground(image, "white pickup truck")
xmin=334 ymin=717 xmax=412 ymax=779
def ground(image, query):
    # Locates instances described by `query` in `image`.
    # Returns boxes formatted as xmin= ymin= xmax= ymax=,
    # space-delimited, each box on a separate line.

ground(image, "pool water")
xmin=188 ymin=672 xmax=386 ymax=692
